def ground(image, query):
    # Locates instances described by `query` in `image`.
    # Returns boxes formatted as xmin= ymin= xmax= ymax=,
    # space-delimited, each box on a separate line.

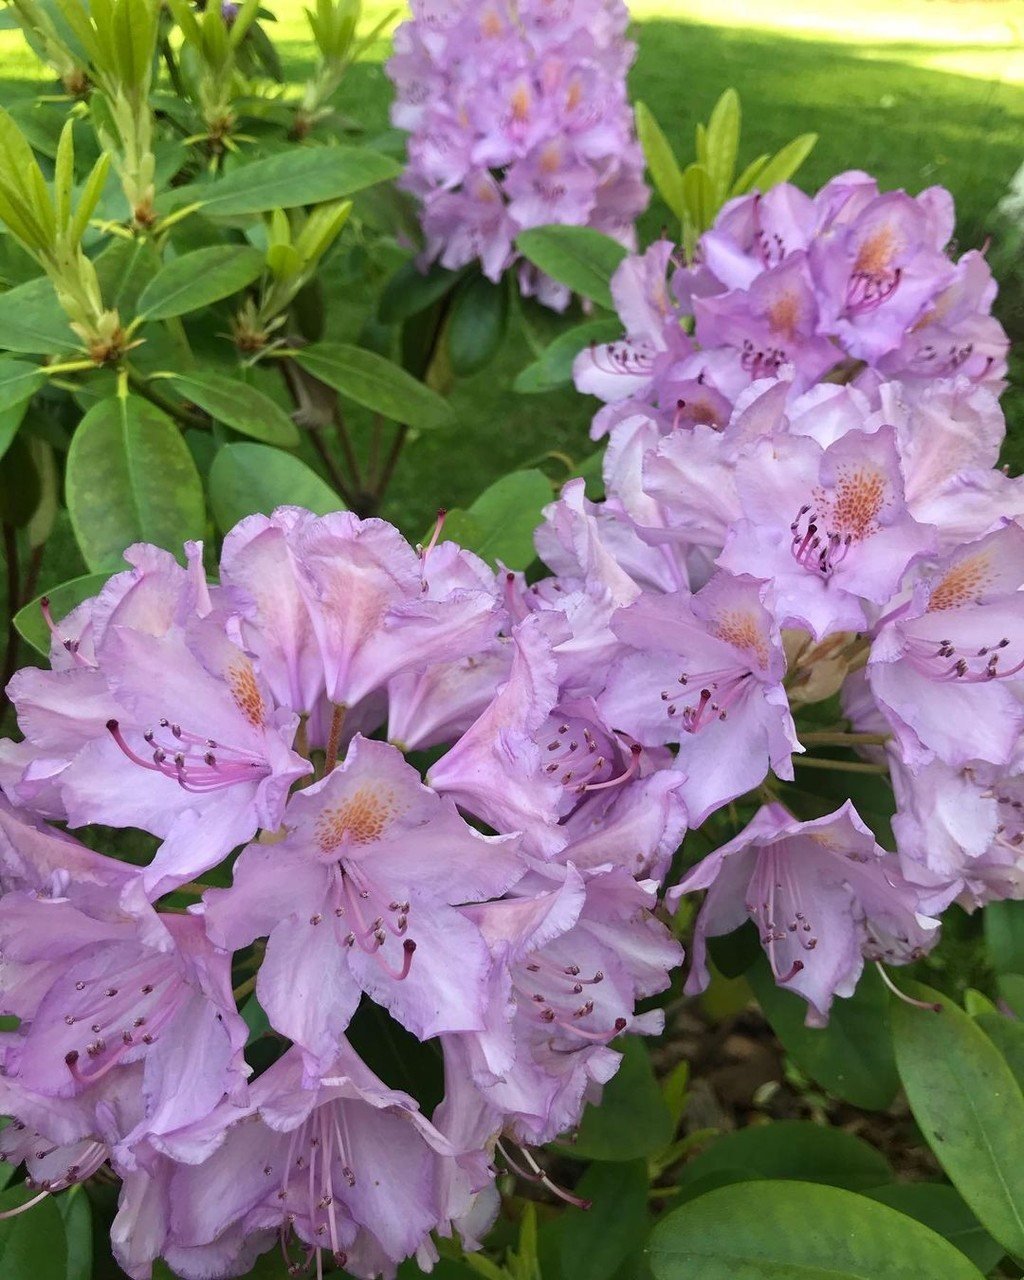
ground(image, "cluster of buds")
xmin=548 ymin=169 xmax=1018 ymax=1021
xmin=386 ymin=0 xmax=649 ymax=309
xmin=0 ymin=510 xmax=683 ymax=1277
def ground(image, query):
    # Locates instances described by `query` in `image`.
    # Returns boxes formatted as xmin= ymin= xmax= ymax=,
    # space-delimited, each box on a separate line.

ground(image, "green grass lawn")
xmin=0 ymin=0 xmax=1021 ymax=537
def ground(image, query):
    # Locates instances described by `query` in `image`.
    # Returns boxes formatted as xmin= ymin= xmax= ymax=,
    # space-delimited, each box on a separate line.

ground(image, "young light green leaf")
xmin=293 ymin=342 xmax=452 ymax=430
xmin=54 ymin=120 xmax=75 ymax=230
xmin=754 ymin=132 xmax=818 ymax=191
xmin=67 ymin=151 xmax=111 ymax=247
xmin=516 ymin=225 xmax=628 ymax=310
xmin=15 ymin=571 xmax=112 ymax=657
xmin=164 ymin=371 xmax=300 ymax=447
xmin=635 ymin=102 xmax=686 ymax=221
xmin=66 ymin=394 xmax=206 ymax=570
xmin=893 ymin=982 xmax=1024 ymax=1259
xmin=679 ymin=1120 xmax=892 ymax=1192
xmin=647 ymin=1181 xmax=986 ymax=1280
xmin=705 ymin=89 xmax=740 ymax=203
xmin=208 ymin=442 xmax=342 ymax=532
xmin=136 ymin=245 xmax=264 ymax=321
xmin=730 ymin=152 xmax=770 ymax=197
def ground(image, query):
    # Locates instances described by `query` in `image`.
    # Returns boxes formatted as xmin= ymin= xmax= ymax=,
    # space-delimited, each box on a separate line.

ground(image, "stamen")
xmin=874 ymin=962 xmax=941 ymax=1012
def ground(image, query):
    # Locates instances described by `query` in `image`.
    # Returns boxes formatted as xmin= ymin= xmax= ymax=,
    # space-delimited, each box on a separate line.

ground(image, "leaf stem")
xmin=793 ymin=755 xmax=889 ymax=776
xmin=799 ymin=731 xmax=890 ymax=748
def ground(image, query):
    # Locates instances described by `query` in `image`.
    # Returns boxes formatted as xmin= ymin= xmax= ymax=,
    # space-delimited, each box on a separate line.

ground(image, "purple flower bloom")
xmin=205 ymin=735 xmax=523 ymax=1070
xmin=668 ymin=802 xmax=939 ymax=1026
xmin=599 ymin=572 xmax=799 ymax=824
xmin=386 ymin=0 xmax=648 ymax=304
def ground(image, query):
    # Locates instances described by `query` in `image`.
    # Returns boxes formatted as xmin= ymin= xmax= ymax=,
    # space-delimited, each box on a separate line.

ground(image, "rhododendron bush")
xmin=1 ymin=1 xmax=1024 ymax=1278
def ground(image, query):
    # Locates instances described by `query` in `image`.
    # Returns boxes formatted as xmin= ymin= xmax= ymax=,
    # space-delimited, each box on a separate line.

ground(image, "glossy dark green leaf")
xmin=446 ymin=274 xmax=509 ymax=377
xmin=647 ymin=1181 xmax=986 ymax=1280
xmin=378 ymin=259 xmax=465 ymax=325
xmin=514 ymin=318 xmax=623 ymax=394
xmin=748 ymin=957 xmax=899 ymax=1109
xmin=0 ymin=277 xmax=74 ymax=355
xmin=293 ymin=342 xmax=452 ymax=430
xmin=516 ymin=226 xmax=627 ymax=310
xmin=680 ymin=1121 xmax=891 ymax=1192
xmin=165 ymin=371 xmax=300 ymax=447
xmin=136 ymin=246 xmax=265 ymax=321
xmin=440 ymin=469 xmax=551 ymax=571
xmin=65 ymin=395 xmax=206 ymax=570
xmin=562 ymin=1038 xmax=674 ymax=1162
xmin=0 ymin=1184 xmax=69 ymax=1280
xmin=893 ymin=981 xmax=1024 ymax=1259
xmin=863 ymin=1184 xmax=1005 ymax=1274
xmin=208 ymin=442 xmax=342 ymax=532
xmin=559 ymin=1160 xmax=649 ymax=1280
xmin=14 ymin=572 xmax=111 ymax=657
xmin=167 ymin=146 xmax=400 ymax=217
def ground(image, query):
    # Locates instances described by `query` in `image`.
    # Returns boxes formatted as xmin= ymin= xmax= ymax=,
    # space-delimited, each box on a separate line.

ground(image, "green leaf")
xmin=94 ymin=236 xmax=162 ymax=316
xmin=56 ymin=1186 xmax=92 ymax=1280
xmin=753 ymin=133 xmax=818 ymax=191
xmin=164 ymin=371 xmax=300 ymax=447
xmin=514 ymin=318 xmax=622 ymax=395
xmin=984 ymin=899 xmax=1024 ymax=974
xmin=635 ymin=102 xmax=686 ymax=221
xmin=0 ymin=402 xmax=25 ymax=464
xmin=440 ymin=469 xmax=551 ymax=571
xmin=560 ymin=1161 xmax=649 ymax=1280
xmin=863 ymin=1184 xmax=1006 ymax=1275
xmin=446 ymin=274 xmax=509 ymax=377
xmin=647 ymin=1181 xmax=987 ymax=1280
xmin=562 ymin=1038 xmax=674 ymax=1162
xmin=66 ymin=394 xmax=206 ymax=571
xmin=14 ymin=572 xmax=112 ymax=657
xmin=0 ymin=1183 xmax=69 ymax=1280
xmin=975 ymin=1013 xmax=1024 ymax=1092
xmin=292 ymin=342 xmax=452 ymax=430
xmin=208 ymin=441 xmax=342 ymax=532
xmin=747 ymin=958 xmax=899 ymax=1110
xmin=892 ymin=981 xmax=1024 ymax=1259
xmin=378 ymin=259 xmax=465 ymax=325
xmin=680 ymin=1120 xmax=892 ymax=1193
xmin=516 ymin=226 xmax=627 ymax=311
xmin=0 ymin=277 xmax=74 ymax=355
xmin=136 ymin=245 xmax=265 ymax=321
xmin=167 ymin=147 xmax=400 ymax=218
xmin=705 ymin=89 xmax=741 ymax=204
xmin=0 ymin=355 xmax=43 ymax=414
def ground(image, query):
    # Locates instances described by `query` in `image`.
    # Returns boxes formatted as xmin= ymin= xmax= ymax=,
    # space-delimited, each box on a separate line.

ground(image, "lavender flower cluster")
xmin=386 ymin=0 xmax=649 ymax=309
xmin=558 ymin=169 xmax=1019 ymax=1020
xmin=0 ymin=514 xmax=683 ymax=1277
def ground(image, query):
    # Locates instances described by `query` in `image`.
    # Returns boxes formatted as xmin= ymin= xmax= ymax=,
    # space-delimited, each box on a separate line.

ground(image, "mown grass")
xmin=0 ymin=0 xmax=1021 ymax=537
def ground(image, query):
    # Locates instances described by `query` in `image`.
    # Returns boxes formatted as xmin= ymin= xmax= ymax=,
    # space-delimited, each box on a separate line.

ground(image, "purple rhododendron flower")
xmin=668 ymin=803 xmax=939 ymax=1025
xmin=386 ymin=0 xmax=648 ymax=307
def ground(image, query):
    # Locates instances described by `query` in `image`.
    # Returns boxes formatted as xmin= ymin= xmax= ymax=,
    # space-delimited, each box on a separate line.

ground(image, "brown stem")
xmin=307 ymin=429 xmax=357 ymax=509
xmin=374 ymin=425 xmax=408 ymax=506
xmin=126 ymin=368 xmax=208 ymax=431
xmin=331 ymin=403 xmax=363 ymax=492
